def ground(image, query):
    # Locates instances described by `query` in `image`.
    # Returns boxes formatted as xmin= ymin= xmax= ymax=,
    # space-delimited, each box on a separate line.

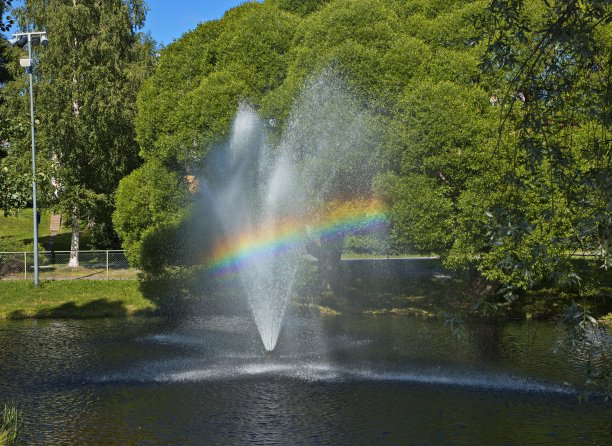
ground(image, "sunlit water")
xmin=1 ymin=313 xmax=610 ymax=445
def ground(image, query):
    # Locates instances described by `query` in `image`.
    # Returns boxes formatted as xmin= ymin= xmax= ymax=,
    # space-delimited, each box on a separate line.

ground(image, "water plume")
xmin=200 ymin=71 xmax=382 ymax=351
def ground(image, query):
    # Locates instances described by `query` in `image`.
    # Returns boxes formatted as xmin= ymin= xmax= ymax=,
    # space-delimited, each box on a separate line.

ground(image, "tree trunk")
xmin=67 ymin=205 xmax=79 ymax=267
xmin=67 ymin=1 xmax=79 ymax=269
xmin=466 ymin=269 xmax=498 ymax=298
xmin=305 ymin=234 xmax=345 ymax=294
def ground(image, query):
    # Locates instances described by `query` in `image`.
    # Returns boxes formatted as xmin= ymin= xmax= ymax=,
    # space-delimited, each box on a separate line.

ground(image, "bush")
xmin=136 ymin=202 xmax=227 ymax=315
xmin=139 ymin=219 xmax=192 ymax=274
xmin=113 ymin=161 xmax=190 ymax=266
xmin=138 ymin=268 xmax=201 ymax=317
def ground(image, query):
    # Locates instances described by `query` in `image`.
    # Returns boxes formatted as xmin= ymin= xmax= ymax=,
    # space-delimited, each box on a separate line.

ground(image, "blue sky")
xmin=7 ymin=1 xmax=258 ymax=46
xmin=144 ymin=1 xmax=259 ymax=46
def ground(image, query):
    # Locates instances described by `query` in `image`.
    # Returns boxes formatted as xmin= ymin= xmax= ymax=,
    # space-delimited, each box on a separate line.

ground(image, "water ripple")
xmin=95 ymin=362 xmax=575 ymax=395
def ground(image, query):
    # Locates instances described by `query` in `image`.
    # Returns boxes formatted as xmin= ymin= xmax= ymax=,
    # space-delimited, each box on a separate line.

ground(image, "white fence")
xmin=0 ymin=250 xmax=137 ymax=280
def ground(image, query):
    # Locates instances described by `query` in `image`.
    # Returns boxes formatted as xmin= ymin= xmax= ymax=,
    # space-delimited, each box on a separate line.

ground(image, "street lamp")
xmin=10 ymin=31 xmax=48 ymax=286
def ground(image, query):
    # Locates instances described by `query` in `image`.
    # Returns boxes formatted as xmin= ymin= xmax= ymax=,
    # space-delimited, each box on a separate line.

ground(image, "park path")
xmin=45 ymin=213 xmax=62 ymax=251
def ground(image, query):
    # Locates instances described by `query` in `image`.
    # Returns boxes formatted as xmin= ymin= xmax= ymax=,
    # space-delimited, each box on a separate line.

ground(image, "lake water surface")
xmin=0 ymin=312 xmax=610 ymax=445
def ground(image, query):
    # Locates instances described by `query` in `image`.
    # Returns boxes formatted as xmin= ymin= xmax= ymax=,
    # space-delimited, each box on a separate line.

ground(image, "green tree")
xmin=2 ymin=0 xmax=154 ymax=263
xmin=0 ymin=0 xmax=12 ymax=32
xmin=0 ymin=0 xmax=13 ymax=83
xmin=282 ymin=70 xmax=384 ymax=292
xmin=261 ymin=0 xmax=403 ymax=124
xmin=0 ymin=1 xmax=18 ymax=214
xmin=348 ymin=1 xmax=498 ymax=270
xmin=125 ymin=0 xmax=491 ymax=293
xmin=119 ymin=1 xmax=299 ymax=267
xmin=477 ymin=0 xmax=611 ymax=290
xmin=136 ymin=2 xmax=299 ymax=170
xmin=378 ymin=78 xmax=497 ymax=260
xmin=475 ymin=1 xmax=611 ymax=389
xmin=268 ymin=0 xmax=330 ymax=16
xmin=258 ymin=0 xmax=408 ymax=291
xmin=113 ymin=160 xmax=189 ymax=265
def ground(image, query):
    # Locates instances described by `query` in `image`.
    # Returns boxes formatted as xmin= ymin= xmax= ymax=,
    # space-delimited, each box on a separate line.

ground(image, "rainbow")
xmin=205 ymin=199 xmax=387 ymax=278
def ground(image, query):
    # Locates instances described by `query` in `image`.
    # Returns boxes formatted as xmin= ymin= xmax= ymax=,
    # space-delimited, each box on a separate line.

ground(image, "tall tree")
xmin=0 ymin=0 xmax=16 ymax=214
xmin=3 ymin=0 xmax=154 ymax=263
xmin=476 ymin=0 xmax=611 ymax=392
xmin=118 ymin=1 xmax=299 ymax=261
xmin=477 ymin=0 xmax=611 ymax=290
xmin=136 ymin=1 xmax=298 ymax=170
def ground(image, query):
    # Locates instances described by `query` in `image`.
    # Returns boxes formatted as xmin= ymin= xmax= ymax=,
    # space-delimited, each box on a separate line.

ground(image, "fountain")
xmin=4 ymin=77 xmax=606 ymax=446
xmin=200 ymin=71 xmax=381 ymax=351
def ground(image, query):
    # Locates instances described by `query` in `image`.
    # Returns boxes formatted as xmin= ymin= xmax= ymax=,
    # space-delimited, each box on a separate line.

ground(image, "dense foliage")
xmin=120 ymin=0 xmax=610 ymax=308
xmin=477 ymin=0 xmax=611 ymax=291
xmin=135 ymin=2 xmax=299 ymax=169
xmin=113 ymin=160 xmax=190 ymax=265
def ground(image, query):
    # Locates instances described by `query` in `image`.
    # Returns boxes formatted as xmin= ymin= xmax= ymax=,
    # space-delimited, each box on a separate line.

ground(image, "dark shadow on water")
xmin=308 ymin=258 xmax=467 ymax=317
xmin=468 ymin=318 xmax=504 ymax=360
xmin=7 ymin=299 xmax=151 ymax=319
xmin=137 ymin=267 xmax=253 ymax=318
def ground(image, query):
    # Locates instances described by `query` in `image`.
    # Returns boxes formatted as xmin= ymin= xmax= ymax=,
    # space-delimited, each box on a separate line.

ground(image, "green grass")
xmin=341 ymin=253 xmax=438 ymax=259
xmin=0 ymin=209 xmax=55 ymax=240
xmin=0 ymin=403 xmax=20 ymax=446
xmin=0 ymin=281 xmax=155 ymax=319
xmin=0 ymin=209 xmax=90 ymax=250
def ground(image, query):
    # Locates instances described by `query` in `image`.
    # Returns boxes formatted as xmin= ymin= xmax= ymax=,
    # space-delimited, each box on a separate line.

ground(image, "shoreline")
xmin=1 ymin=279 xmax=610 ymax=324
xmin=0 ymin=281 xmax=154 ymax=320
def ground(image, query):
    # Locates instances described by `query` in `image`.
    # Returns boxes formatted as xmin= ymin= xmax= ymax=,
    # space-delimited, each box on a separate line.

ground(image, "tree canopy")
xmin=116 ymin=0 xmax=611 ymax=315
xmin=475 ymin=0 xmax=611 ymax=292
xmin=136 ymin=2 xmax=299 ymax=170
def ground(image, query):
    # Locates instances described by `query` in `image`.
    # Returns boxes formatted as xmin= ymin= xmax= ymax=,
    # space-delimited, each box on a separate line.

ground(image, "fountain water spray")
xmin=201 ymin=71 xmax=381 ymax=351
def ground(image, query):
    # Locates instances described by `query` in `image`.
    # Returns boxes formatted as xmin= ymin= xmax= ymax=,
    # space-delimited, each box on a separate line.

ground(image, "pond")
xmin=0 ymin=312 xmax=610 ymax=445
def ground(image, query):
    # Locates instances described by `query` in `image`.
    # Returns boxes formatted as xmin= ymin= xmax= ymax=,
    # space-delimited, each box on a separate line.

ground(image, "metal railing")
xmin=0 ymin=250 xmax=137 ymax=280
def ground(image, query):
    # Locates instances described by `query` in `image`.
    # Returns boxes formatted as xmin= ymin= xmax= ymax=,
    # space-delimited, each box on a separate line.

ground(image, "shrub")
xmin=113 ymin=161 xmax=189 ymax=266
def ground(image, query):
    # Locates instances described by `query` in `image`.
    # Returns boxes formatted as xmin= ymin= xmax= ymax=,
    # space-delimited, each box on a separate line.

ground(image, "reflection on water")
xmin=0 ymin=313 xmax=610 ymax=445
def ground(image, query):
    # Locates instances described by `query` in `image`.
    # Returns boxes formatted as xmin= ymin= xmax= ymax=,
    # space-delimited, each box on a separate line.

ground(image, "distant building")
xmin=185 ymin=175 xmax=199 ymax=193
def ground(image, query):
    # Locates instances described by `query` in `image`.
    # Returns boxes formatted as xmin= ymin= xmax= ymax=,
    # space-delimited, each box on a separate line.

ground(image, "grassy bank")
xmin=294 ymin=258 xmax=612 ymax=321
xmin=304 ymin=275 xmax=465 ymax=319
xmin=0 ymin=281 xmax=154 ymax=319
xmin=0 ymin=209 xmax=90 ymax=250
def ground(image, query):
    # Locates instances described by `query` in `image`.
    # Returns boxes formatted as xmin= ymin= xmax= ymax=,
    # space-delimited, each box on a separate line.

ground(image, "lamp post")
xmin=9 ymin=31 xmax=48 ymax=286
